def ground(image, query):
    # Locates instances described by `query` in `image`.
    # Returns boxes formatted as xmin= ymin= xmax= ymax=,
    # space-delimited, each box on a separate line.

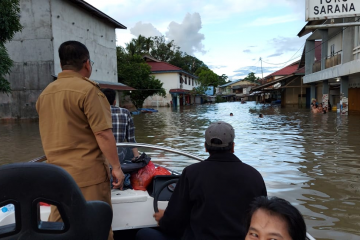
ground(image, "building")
xmin=142 ymin=56 xmax=199 ymax=108
xmin=0 ymin=0 xmax=130 ymax=119
xmin=217 ymin=79 xmax=257 ymax=101
xmin=251 ymin=42 xmax=322 ymax=107
xmin=300 ymin=0 xmax=360 ymax=114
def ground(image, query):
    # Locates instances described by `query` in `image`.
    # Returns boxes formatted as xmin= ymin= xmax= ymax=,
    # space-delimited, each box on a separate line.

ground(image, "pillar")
xmin=319 ymin=30 xmax=328 ymax=70
xmin=340 ymin=76 xmax=349 ymax=115
xmin=322 ymin=80 xmax=329 ymax=108
xmin=305 ymin=40 xmax=315 ymax=75
xmin=182 ymin=94 xmax=185 ymax=106
xmin=310 ymin=84 xmax=316 ymax=101
xmin=342 ymin=18 xmax=355 ymax=64
xmin=340 ymin=76 xmax=349 ymax=98
xmin=177 ymin=95 xmax=180 ymax=108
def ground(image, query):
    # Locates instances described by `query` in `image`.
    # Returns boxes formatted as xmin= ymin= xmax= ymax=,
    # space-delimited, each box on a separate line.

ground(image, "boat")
xmin=0 ymin=143 xmax=316 ymax=240
xmin=138 ymin=108 xmax=158 ymax=113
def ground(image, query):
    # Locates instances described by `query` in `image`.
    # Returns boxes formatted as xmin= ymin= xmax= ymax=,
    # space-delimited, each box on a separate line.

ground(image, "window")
xmin=330 ymin=44 xmax=335 ymax=57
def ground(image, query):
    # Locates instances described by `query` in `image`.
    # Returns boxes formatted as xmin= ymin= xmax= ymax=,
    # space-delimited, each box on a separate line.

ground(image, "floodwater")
xmin=1 ymin=102 xmax=360 ymax=240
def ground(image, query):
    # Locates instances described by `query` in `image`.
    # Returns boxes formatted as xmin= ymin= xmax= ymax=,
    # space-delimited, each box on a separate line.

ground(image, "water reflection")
xmin=0 ymin=102 xmax=360 ymax=239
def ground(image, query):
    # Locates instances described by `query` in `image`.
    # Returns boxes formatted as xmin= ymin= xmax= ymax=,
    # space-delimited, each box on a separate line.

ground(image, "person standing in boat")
xmin=36 ymin=41 xmax=124 ymax=240
xmin=136 ymin=121 xmax=267 ymax=240
xmin=102 ymin=88 xmax=140 ymax=165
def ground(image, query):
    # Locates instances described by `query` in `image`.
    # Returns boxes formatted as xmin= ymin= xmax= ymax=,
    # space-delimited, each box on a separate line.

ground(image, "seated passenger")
xmin=245 ymin=196 xmax=306 ymax=240
xmin=136 ymin=121 xmax=267 ymax=240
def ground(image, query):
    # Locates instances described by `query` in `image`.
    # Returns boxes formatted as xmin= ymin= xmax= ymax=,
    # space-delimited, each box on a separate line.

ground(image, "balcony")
xmin=325 ymin=53 xmax=341 ymax=69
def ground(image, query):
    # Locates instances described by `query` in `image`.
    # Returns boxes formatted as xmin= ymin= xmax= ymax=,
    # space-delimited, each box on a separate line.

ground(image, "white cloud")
xmin=130 ymin=21 xmax=162 ymax=38
xmin=166 ymin=13 xmax=206 ymax=55
xmin=249 ymin=15 xmax=299 ymax=26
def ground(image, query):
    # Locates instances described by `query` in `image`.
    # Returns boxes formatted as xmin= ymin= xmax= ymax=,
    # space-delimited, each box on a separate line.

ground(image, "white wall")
xmin=143 ymin=72 xmax=199 ymax=107
xmin=327 ymin=30 xmax=343 ymax=58
xmin=51 ymin=0 xmax=118 ymax=83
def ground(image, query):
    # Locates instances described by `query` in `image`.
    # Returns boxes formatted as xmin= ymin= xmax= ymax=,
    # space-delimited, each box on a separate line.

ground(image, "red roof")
xmin=147 ymin=62 xmax=182 ymax=72
xmin=267 ymin=61 xmax=300 ymax=77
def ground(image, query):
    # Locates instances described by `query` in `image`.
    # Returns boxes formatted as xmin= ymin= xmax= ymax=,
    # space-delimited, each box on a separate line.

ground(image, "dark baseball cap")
xmin=205 ymin=121 xmax=235 ymax=147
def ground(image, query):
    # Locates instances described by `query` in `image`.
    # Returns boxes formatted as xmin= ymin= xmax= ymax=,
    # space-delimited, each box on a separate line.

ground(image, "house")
xmin=0 ymin=0 xmax=130 ymax=119
xmin=300 ymin=1 xmax=360 ymax=114
xmin=217 ymin=79 xmax=257 ymax=101
xmin=251 ymin=42 xmax=322 ymax=107
xmin=142 ymin=56 xmax=199 ymax=107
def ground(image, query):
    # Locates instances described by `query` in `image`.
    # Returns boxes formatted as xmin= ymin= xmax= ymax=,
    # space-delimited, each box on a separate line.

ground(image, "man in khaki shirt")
xmin=36 ymin=41 xmax=124 ymax=240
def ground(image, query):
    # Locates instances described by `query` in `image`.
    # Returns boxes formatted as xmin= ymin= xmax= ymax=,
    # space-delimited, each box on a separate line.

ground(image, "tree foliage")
xmin=0 ymin=0 xmax=22 ymax=94
xmin=117 ymin=47 xmax=166 ymax=108
xmin=243 ymin=72 xmax=260 ymax=84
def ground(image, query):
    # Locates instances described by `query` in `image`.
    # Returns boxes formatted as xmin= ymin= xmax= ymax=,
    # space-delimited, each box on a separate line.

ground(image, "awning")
xmin=169 ymin=89 xmax=191 ymax=94
xmin=251 ymin=74 xmax=295 ymax=91
xmin=97 ymin=80 xmax=135 ymax=91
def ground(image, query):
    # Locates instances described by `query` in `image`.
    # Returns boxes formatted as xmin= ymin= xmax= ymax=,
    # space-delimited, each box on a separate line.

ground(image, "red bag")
xmin=131 ymin=161 xmax=155 ymax=191
xmin=154 ymin=166 xmax=171 ymax=176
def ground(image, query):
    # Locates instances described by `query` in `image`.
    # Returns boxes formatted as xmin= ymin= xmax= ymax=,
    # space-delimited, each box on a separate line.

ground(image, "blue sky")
xmin=86 ymin=0 xmax=308 ymax=80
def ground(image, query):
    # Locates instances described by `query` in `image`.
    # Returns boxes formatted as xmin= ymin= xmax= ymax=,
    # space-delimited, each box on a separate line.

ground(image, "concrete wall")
xmin=0 ymin=0 xmax=119 ymax=119
xmin=327 ymin=30 xmax=342 ymax=58
xmin=1 ymin=0 xmax=54 ymax=119
xmin=51 ymin=0 xmax=117 ymax=83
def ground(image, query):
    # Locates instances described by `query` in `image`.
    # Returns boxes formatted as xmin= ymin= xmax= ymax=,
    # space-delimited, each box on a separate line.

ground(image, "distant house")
xmin=217 ymin=79 xmax=257 ymax=101
xmin=0 ymin=0 xmax=130 ymax=119
xmin=143 ymin=56 xmax=199 ymax=107
xmin=252 ymin=42 xmax=322 ymax=107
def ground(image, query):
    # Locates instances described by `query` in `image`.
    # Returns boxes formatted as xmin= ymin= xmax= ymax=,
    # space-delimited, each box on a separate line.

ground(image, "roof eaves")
xmin=151 ymin=70 xmax=198 ymax=79
xmin=67 ymin=0 xmax=127 ymax=29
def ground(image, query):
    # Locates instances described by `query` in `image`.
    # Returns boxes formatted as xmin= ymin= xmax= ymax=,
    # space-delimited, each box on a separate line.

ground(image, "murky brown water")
xmin=1 ymin=102 xmax=360 ymax=239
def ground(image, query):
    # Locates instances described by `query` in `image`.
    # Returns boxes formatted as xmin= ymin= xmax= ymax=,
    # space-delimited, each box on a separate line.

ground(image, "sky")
xmin=85 ymin=0 xmax=309 ymax=81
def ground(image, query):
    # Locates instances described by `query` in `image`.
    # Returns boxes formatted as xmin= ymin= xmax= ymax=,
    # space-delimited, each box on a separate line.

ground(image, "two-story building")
xmin=217 ymin=79 xmax=256 ymax=101
xmin=1 ymin=0 xmax=130 ymax=119
xmin=300 ymin=0 xmax=360 ymax=114
xmin=142 ymin=56 xmax=199 ymax=108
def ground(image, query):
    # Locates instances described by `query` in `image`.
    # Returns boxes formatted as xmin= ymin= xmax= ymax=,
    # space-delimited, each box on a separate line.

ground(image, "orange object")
xmin=154 ymin=166 xmax=171 ymax=176
xmin=131 ymin=161 xmax=156 ymax=191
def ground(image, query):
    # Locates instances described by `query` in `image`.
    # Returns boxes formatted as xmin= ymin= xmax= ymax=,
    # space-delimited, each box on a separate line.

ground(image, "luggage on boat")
xmin=121 ymin=152 xmax=151 ymax=174
xmin=130 ymin=161 xmax=171 ymax=191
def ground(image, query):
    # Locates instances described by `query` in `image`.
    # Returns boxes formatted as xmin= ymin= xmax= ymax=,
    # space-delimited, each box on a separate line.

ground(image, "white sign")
xmin=306 ymin=0 xmax=360 ymax=21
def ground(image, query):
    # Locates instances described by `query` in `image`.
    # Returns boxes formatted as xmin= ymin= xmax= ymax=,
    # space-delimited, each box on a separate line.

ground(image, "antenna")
xmin=259 ymin=57 xmax=263 ymax=80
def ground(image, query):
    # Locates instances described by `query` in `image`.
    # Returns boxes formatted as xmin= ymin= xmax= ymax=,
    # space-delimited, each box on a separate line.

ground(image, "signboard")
xmin=340 ymin=96 xmax=348 ymax=115
xmin=205 ymin=86 xmax=214 ymax=96
xmin=306 ymin=0 xmax=360 ymax=21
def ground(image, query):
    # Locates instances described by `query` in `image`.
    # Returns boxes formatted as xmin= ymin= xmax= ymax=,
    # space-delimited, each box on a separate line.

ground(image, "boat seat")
xmin=0 ymin=163 xmax=112 ymax=240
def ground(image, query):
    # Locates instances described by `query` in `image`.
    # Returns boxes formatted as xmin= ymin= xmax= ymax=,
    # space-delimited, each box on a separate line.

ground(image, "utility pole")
xmin=259 ymin=57 xmax=263 ymax=80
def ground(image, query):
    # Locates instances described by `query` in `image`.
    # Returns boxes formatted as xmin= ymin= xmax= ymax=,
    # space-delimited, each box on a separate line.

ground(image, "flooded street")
xmin=1 ymin=102 xmax=360 ymax=240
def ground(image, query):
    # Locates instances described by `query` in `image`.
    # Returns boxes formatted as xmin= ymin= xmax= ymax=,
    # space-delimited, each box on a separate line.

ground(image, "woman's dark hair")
xmin=246 ymin=196 xmax=306 ymax=240
xmin=102 ymin=88 xmax=116 ymax=105
xmin=59 ymin=41 xmax=90 ymax=71
xmin=205 ymin=138 xmax=233 ymax=154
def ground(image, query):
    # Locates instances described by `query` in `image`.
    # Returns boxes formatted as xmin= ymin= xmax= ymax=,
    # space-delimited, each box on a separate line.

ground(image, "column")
xmin=305 ymin=40 xmax=315 ymax=75
xmin=319 ymin=30 xmax=328 ymax=70
xmin=342 ymin=18 xmax=355 ymax=64
xmin=322 ymin=80 xmax=329 ymax=109
xmin=340 ymin=76 xmax=349 ymax=98
xmin=310 ymin=84 xmax=316 ymax=101
xmin=177 ymin=95 xmax=180 ymax=108
xmin=340 ymin=76 xmax=349 ymax=115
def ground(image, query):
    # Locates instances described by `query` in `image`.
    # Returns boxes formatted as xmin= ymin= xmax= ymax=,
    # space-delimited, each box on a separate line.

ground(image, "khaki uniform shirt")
xmin=36 ymin=71 xmax=112 ymax=188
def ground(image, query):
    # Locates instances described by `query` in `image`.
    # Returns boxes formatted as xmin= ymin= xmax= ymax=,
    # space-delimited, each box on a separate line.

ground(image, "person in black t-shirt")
xmin=136 ymin=121 xmax=267 ymax=240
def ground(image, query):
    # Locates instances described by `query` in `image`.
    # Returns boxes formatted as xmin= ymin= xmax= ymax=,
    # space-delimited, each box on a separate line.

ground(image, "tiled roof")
xmin=147 ymin=62 xmax=182 ymax=72
xmin=219 ymin=79 xmax=243 ymax=87
xmin=267 ymin=61 xmax=300 ymax=77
